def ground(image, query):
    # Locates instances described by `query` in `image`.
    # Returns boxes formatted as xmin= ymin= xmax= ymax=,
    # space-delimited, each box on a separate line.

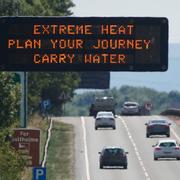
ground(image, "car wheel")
xmin=112 ymin=126 xmax=116 ymax=130
xmin=166 ymin=133 xmax=170 ymax=137
xmin=100 ymin=163 xmax=103 ymax=169
xmin=154 ymin=157 xmax=158 ymax=161
xmin=176 ymin=157 xmax=180 ymax=160
xmin=146 ymin=133 xmax=150 ymax=138
xmin=95 ymin=127 xmax=98 ymax=130
xmin=124 ymin=165 xmax=127 ymax=169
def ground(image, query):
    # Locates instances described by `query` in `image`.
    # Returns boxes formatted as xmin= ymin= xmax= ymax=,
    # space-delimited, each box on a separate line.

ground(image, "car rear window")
xmin=98 ymin=112 xmax=113 ymax=116
xmin=104 ymin=148 xmax=124 ymax=155
xmin=124 ymin=103 xmax=138 ymax=107
xmin=150 ymin=120 xmax=167 ymax=124
xmin=97 ymin=113 xmax=114 ymax=118
xmin=159 ymin=142 xmax=176 ymax=147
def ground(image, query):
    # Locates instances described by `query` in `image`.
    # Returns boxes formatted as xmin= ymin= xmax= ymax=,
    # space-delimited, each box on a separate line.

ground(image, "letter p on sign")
xmin=33 ymin=167 xmax=46 ymax=180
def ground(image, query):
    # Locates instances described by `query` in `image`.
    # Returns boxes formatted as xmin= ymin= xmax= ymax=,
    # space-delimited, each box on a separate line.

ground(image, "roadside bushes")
xmin=0 ymin=72 xmax=24 ymax=179
xmin=0 ymin=130 xmax=26 ymax=180
xmin=0 ymin=72 xmax=20 ymax=127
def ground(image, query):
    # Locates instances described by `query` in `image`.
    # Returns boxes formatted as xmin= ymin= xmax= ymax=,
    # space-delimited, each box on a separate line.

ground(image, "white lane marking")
xmin=81 ymin=116 xmax=91 ymax=180
xmin=118 ymin=116 xmax=151 ymax=180
xmin=171 ymin=128 xmax=180 ymax=142
xmin=154 ymin=115 xmax=180 ymax=142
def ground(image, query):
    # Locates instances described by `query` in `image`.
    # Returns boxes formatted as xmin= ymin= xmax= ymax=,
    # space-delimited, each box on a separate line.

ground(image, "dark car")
xmin=145 ymin=120 xmax=171 ymax=138
xmin=98 ymin=147 xmax=128 ymax=169
xmin=89 ymin=97 xmax=116 ymax=117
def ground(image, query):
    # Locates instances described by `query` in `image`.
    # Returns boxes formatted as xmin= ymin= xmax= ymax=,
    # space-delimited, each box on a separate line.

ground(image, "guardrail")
xmin=160 ymin=108 xmax=180 ymax=116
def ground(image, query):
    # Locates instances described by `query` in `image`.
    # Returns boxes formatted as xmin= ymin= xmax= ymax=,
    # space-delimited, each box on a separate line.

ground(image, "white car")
xmin=95 ymin=111 xmax=115 ymax=130
xmin=152 ymin=139 xmax=180 ymax=160
xmin=121 ymin=101 xmax=140 ymax=115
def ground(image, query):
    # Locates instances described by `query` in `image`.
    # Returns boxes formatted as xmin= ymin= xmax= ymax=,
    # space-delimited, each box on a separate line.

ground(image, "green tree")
xmin=0 ymin=0 xmax=20 ymax=16
xmin=0 ymin=0 xmax=75 ymax=16
xmin=28 ymin=72 xmax=80 ymax=115
xmin=65 ymin=85 xmax=180 ymax=116
xmin=19 ymin=0 xmax=74 ymax=16
xmin=45 ymin=0 xmax=75 ymax=16
xmin=0 ymin=132 xmax=25 ymax=180
xmin=0 ymin=72 xmax=20 ymax=128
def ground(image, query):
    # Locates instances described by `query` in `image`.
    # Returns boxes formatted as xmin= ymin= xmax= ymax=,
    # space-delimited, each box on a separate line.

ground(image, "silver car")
xmin=121 ymin=101 xmax=140 ymax=115
xmin=152 ymin=139 xmax=180 ymax=160
xmin=95 ymin=111 xmax=116 ymax=130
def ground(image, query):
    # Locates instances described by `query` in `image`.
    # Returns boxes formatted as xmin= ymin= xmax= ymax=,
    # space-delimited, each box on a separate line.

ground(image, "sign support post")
xmin=18 ymin=71 xmax=28 ymax=128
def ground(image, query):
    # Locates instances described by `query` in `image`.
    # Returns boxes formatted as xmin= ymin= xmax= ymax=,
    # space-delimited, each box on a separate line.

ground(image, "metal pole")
xmin=63 ymin=103 xmax=65 ymax=116
xmin=24 ymin=72 xmax=28 ymax=128
xmin=19 ymin=72 xmax=25 ymax=127
xmin=19 ymin=71 xmax=27 ymax=128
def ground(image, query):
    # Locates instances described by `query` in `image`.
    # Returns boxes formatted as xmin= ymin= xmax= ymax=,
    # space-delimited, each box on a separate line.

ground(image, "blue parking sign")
xmin=33 ymin=167 xmax=46 ymax=180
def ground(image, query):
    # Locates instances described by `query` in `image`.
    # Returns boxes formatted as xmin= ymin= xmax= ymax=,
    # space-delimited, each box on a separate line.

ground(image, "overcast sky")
xmin=72 ymin=0 xmax=180 ymax=43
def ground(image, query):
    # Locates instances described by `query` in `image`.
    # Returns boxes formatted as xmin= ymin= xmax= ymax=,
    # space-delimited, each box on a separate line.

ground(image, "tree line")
xmin=65 ymin=85 xmax=180 ymax=116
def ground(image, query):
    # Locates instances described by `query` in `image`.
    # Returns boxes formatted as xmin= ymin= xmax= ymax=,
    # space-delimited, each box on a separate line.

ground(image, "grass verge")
xmin=46 ymin=121 xmax=75 ymax=180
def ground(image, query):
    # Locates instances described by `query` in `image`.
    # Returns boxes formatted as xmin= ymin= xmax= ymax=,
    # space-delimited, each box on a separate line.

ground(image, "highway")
xmin=54 ymin=115 xmax=180 ymax=180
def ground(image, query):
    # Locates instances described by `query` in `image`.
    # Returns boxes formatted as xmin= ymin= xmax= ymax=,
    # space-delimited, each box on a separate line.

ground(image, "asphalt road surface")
xmin=54 ymin=115 xmax=180 ymax=180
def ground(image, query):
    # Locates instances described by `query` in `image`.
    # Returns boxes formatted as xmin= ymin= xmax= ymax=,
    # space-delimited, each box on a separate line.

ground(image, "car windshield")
xmin=159 ymin=142 xmax=176 ymax=147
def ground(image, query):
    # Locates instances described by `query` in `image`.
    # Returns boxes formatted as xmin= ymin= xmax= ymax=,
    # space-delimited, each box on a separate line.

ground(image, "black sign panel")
xmin=0 ymin=17 xmax=168 ymax=71
xmin=79 ymin=72 xmax=110 ymax=89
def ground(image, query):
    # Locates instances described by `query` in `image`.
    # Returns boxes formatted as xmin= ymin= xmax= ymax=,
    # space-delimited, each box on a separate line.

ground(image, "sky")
xmin=72 ymin=0 xmax=180 ymax=92
xmin=72 ymin=0 xmax=180 ymax=43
